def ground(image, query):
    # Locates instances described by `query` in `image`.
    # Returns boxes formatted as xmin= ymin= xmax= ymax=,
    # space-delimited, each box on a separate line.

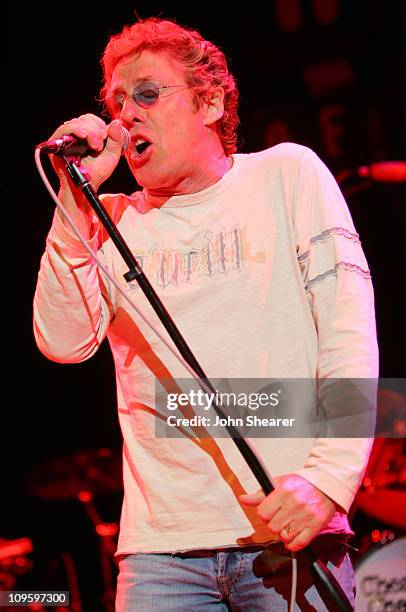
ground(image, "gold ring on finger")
xmin=285 ymin=522 xmax=295 ymax=535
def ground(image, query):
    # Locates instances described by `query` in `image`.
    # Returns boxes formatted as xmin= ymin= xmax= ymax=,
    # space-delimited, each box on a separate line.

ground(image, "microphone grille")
xmin=120 ymin=126 xmax=130 ymax=155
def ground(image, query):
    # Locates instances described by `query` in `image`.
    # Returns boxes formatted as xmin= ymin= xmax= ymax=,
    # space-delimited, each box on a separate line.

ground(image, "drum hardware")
xmin=355 ymin=430 xmax=406 ymax=531
xmin=354 ymin=536 xmax=406 ymax=611
xmin=24 ymin=448 xmax=122 ymax=611
xmin=77 ymin=489 xmax=117 ymax=612
xmin=370 ymin=529 xmax=396 ymax=546
xmin=24 ymin=447 xmax=122 ymax=501
xmin=0 ymin=536 xmax=33 ymax=591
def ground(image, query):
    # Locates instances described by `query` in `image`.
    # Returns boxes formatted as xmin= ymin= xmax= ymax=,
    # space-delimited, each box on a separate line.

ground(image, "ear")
xmin=203 ymin=87 xmax=225 ymax=126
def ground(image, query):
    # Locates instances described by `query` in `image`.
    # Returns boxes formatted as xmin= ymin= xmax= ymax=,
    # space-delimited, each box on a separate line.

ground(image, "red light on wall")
xmin=78 ymin=490 xmax=93 ymax=502
xmin=302 ymin=60 xmax=355 ymax=97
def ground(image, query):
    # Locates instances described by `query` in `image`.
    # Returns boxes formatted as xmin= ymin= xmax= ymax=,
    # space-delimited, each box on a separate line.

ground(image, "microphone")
xmin=37 ymin=125 xmax=130 ymax=157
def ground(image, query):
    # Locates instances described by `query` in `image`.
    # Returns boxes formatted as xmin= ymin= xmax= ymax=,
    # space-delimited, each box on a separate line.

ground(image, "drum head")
xmin=355 ymin=537 xmax=406 ymax=611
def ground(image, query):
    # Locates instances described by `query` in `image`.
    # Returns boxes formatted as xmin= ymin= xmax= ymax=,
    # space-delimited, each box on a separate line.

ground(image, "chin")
xmin=132 ymin=170 xmax=163 ymax=192
xmin=131 ymin=161 xmax=169 ymax=187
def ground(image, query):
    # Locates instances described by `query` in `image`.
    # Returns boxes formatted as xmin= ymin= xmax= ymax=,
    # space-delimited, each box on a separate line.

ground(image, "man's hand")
xmin=49 ymin=114 xmax=124 ymax=191
xmin=46 ymin=115 xmax=125 ymax=238
xmin=239 ymin=474 xmax=337 ymax=551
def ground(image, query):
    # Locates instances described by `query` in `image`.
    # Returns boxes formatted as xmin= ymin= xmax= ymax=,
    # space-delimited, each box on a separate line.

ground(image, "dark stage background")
xmin=7 ymin=1 xmax=406 ymax=610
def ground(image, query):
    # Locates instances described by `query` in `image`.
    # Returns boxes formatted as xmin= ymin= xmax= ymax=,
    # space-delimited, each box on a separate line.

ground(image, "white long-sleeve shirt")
xmin=34 ymin=143 xmax=379 ymax=554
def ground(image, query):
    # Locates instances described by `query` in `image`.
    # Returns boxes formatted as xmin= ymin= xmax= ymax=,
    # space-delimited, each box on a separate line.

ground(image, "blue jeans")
xmin=115 ymin=535 xmax=355 ymax=611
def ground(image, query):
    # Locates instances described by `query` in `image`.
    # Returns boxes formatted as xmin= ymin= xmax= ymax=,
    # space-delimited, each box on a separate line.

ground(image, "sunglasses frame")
xmin=107 ymin=81 xmax=192 ymax=115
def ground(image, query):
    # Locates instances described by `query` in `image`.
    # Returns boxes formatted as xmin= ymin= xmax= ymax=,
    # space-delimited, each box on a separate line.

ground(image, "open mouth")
xmin=135 ymin=139 xmax=152 ymax=155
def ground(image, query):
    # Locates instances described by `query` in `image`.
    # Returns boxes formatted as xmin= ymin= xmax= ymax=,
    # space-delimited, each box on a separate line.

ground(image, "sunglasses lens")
xmin=106 ymin=82 xmax=165 ymax=114
xmin=134 ymin=84 xmax=159 ymax=108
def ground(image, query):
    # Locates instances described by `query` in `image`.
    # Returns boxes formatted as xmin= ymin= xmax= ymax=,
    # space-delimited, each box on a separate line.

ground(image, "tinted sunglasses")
xmin=107 ymin=80 xmax=191 ymax=115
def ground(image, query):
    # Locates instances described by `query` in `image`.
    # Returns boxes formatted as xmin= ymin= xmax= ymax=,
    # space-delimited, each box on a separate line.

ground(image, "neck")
xmin=144 ymin=154 xmax=233 ymax=209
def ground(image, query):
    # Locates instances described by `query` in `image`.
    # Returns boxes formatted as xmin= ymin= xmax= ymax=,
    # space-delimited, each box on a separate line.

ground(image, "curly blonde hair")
xmin=100 ymin=17 xmax=239 ymax=155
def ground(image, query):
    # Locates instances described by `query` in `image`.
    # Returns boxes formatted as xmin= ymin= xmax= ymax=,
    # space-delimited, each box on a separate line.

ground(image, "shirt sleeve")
xmin=33 ymin=208 xmax=114 ymax=363
xmin=291 ymin=147 xmax=379 ymax=511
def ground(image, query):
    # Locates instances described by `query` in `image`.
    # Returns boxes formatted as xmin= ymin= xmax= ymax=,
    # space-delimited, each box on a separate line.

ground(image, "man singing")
xmin=34 ymin=17 xmax=378 ymax=610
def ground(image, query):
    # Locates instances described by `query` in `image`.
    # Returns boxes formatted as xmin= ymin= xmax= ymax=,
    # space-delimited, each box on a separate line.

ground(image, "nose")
xmin=119 ymin=95 xmax=145 ymax=125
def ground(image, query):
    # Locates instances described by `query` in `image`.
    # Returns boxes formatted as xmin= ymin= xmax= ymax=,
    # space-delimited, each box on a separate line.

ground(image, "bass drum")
xmin=354 ymin=536 xmax=406 ymax=611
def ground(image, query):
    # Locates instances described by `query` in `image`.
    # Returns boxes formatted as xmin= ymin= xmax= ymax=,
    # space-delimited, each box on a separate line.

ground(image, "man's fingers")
xmin=278 ymin=520 xmax=301 ymax=543
xmin=284 ymin=527 xmax=314 ymax=552
xmin=240 ymin=489 xmax=286 ymax=524
xmin=268 ymin=510 xmax=298 ymax=535
xmin=239 ymin=490 xmax=266 ymax=506
xmin=107 ymin=119 xmax=124 ymax=143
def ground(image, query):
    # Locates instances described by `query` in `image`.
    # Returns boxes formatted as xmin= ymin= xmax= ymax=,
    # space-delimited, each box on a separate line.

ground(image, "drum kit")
xmin=352 ymin=389 xmax=406 ymax=611
xmin=1 ymin=447 xmax=122 ymax=612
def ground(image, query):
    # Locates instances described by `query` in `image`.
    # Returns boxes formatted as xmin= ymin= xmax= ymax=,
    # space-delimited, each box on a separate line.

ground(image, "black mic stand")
xmin=56 ymin=153 xmax=353 ymax=612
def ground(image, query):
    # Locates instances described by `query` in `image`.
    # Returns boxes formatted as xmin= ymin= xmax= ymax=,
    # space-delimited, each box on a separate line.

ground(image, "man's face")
xmin=108 ymin=50 xmax=220 ymax=196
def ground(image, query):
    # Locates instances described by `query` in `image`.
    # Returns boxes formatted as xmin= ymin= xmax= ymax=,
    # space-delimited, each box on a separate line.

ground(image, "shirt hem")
xmin=115 ymin=524 xmax=353 ymax=557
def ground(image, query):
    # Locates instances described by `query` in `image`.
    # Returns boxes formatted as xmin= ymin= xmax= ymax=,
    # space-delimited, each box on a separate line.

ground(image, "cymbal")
xmin=0 ymin=537 xmax=33 ymax=561
xmin=356 ymin=489 xmax=406 ymax=530
xmin=24 ymin=448 xmax=122 ymax=500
